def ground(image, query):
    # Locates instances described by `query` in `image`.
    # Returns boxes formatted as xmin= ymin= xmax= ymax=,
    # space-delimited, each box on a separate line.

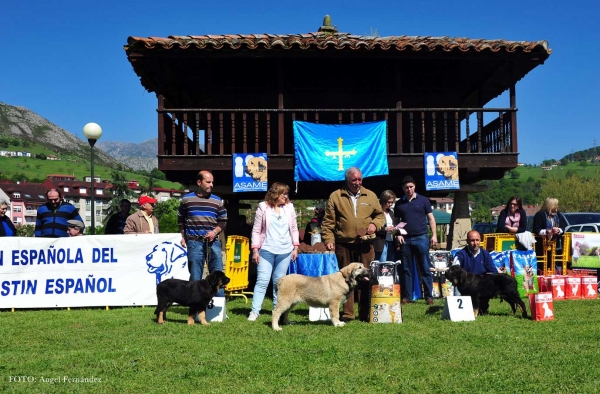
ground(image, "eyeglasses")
xmin=49 ymin=198 xmax=60 ymax=203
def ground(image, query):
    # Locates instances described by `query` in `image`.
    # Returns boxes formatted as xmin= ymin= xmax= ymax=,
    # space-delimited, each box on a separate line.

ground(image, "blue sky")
xmin=1 ymin=0 xmax=598 ymax=165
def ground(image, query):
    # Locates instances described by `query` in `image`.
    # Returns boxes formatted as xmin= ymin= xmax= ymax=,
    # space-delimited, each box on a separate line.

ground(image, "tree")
xmin=150 ymin=168 xmax=167 ymax=180
xmin=154 ymin=198 xmax=180 ymax=233
xmin=540 ymin=174 xmax=600 ymax=212
xmin=16 ymin=224 xmax=35 ymax=237
xmin=139 ymin=176 xmax=158 ymax=197
xmin=471 ymin=204 xmax=492 ymax=223
xmin=103 ymin=171 xmax=136 ymax=224
xmin=509 ymin=170 xmax=520 ymax=179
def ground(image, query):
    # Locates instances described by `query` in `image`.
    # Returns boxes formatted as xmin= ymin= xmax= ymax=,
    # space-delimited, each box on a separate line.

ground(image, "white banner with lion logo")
xmin=0 ymin=234 xmax=189 ymax=309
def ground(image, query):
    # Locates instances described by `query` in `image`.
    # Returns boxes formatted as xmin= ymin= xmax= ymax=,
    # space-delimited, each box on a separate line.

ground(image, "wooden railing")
xmin=156 ymin=106 xmax=517 ymax=157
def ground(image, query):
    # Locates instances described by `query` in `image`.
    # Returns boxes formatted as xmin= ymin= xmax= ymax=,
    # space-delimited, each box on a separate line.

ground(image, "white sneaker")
xmin=248 ymin=312 xmax=259 ymax=321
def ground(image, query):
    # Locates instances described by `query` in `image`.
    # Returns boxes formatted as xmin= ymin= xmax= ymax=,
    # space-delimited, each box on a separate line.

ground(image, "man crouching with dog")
xmin=452 ymin=230 xmax=498 ymax=296
xmin=452 ymin=230 xmax=497 ymax=275
xmin=321 ymin=167 xmax=385 ymax=322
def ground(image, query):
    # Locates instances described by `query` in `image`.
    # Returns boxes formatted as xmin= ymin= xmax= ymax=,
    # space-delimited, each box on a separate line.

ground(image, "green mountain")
xmin=0 ymin=101 xmax=126 ymax=168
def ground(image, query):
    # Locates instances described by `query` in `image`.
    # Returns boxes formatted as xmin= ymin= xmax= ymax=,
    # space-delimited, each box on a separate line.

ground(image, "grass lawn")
xmin=1 ymin=297 xmax=599 ymax=393
xmin=573 ymin=257 xmax=600 ymax=268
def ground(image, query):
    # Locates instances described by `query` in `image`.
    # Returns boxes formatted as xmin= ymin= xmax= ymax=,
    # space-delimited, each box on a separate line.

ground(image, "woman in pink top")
xmin=248 ymin=182 xmax=300 ymax=321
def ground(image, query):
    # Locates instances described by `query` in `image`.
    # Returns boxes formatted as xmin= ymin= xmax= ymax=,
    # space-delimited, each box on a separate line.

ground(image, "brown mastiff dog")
xmin=271 ymin=262 xmax=371 ymax=331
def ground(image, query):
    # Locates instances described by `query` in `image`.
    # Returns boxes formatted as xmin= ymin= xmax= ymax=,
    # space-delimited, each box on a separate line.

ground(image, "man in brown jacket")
xmin=124 ymin=195 xmax=159 ymax=234
xmin=322 ymin=167 xmax=385 ymax=322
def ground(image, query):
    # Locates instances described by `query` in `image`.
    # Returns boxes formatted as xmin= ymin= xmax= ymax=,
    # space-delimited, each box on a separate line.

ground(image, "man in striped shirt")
xmin=35 ymin=188 xmax=83 ymax=238
xmin=178 ymin=170 xmax=227 ymax=296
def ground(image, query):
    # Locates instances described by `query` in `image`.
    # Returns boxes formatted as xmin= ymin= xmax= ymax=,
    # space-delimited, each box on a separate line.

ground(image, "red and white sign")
xmin=529 ymin=292 xmax=554 ymax=321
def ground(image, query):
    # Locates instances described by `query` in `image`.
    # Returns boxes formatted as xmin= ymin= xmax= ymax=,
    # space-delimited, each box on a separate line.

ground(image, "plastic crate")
xmin=224 ymin=236 xmax=250 ymax=292
xmin=482 ymin=233 xmax=517 ymax=252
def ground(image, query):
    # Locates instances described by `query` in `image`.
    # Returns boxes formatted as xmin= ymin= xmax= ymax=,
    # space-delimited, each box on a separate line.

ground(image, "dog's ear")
xmin=207 ymin=271 xmax=220 ymax=287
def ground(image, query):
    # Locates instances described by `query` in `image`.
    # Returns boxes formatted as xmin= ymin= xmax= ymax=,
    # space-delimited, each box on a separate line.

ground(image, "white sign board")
xmin=0 ymin=234 xmax=189 ymax=309
xmin=442 ymin=296 xmax=475 ymax=321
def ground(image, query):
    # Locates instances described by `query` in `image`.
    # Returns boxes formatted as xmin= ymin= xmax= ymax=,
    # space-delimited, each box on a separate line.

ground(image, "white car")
xmin=565 ymin=223 xmax=600 ymax=233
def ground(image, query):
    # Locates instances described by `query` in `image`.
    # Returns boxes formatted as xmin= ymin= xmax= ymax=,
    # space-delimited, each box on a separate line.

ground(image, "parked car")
xmin=559 ymin=212 xmax=600 ymax=227
xmin=473 ymin=222 xmax=497 ymax=236
xmin=565 ymin=223 xmax=600 ymax=233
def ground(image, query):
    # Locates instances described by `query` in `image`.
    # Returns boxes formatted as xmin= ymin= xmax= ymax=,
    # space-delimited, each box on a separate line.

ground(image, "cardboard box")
xmin=565 ymin=276 xmax=582 ymax=299
xmin=370 ymin=297 xmax=402 ymax=324
xmin=581 ymin=276 xmax=598 ymax=299
xmin=529 ymin=292 xmax=554 ymax=321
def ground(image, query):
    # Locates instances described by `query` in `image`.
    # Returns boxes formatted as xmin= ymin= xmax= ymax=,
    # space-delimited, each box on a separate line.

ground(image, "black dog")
xmin=155 ymin=271 xmax=230 ymax=325
xmin=445 ymin=265 xmax=527 ymax=318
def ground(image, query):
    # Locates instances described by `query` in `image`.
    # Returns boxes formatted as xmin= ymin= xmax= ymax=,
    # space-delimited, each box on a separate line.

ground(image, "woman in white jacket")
xmin=248 ymin=182 xmax=300 ymax=321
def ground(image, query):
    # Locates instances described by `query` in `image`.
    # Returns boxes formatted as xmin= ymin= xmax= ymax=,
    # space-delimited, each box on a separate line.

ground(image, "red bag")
xmin=529 ymin=292 xmax=554 ymax=321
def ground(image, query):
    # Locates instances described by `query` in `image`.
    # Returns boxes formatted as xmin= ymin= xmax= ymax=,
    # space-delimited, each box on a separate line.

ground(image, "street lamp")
xmin=82 ymin=122 xmax=102 ymax=235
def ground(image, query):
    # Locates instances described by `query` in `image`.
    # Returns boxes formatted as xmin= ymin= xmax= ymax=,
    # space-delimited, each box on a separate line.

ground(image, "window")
xmin=64 ymin=187 xmax=69 ymax=192
xmin=80 ymin=187 xmax=87 ymax=194
xmin=38 ymin=195 xmax=45 ymax=199
xmin=96 ymin=189 xmax=103 ymax=195
xmin=24 ymin=194 xmax=31 ymax=198
xmin=86 ymin=199 xmax=91 ymax=206
xmin=13 ymin=206 xmax=22 ymax=212
xmin=13 ymin=192 xmax=20 ymax=198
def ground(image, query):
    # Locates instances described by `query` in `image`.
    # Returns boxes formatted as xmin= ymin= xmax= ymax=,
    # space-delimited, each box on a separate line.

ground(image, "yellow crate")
xmin=224 ymin=236 xmax=250 ymax=292
xmin=484 ymin=233 xmax=571 ymax=276
xmin=482 ymin=233 xmax=517 ymax=252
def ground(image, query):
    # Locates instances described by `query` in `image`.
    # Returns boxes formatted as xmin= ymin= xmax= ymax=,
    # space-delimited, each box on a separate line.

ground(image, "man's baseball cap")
xmin=67 ymin=219 xmax=85 ymax=229
xmin=139 ymin=195 xmax=157 ymax=205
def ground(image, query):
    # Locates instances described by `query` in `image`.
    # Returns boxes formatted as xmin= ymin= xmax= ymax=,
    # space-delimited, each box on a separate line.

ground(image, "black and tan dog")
xmin=155 ymin=271 xmax=230 ymax=325
xmin=445 ymin=265 xmax=527 ymax=318
xmin=272 ymin=262 xmax=371 ymax=331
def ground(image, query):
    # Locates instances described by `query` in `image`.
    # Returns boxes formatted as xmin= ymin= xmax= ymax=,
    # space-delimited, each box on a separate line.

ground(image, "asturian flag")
xmin=293 ymin=120 xmax=388 ymax=181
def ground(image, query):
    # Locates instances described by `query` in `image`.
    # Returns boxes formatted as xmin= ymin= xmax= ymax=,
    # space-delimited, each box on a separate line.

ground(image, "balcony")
xmin=155 ymin=106 xmax=517 ymax=198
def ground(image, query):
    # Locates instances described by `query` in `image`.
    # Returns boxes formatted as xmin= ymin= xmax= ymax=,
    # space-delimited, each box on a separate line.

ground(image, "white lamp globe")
xmin=83 ymin=123 xmax=103 ymax=140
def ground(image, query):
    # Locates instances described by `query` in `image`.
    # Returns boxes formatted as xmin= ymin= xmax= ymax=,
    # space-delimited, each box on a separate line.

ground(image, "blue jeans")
xmin=187 ymin=239 xmax=224 ymax=297
xmin=251 ymin=249 xmax=292 ymax=315
xmin=375 ymin=240 xmax=397 ymax=262
xmin=400 ymin=234 xmax=433 ymax=300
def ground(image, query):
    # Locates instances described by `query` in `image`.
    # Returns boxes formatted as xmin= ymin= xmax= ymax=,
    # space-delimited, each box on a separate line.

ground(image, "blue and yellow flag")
xmin=293 ymin=120 xmax=388 ymax=181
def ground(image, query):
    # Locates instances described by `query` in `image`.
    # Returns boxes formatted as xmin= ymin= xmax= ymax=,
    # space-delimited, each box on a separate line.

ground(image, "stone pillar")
xmin=447 ymin=192 xmax=471 ymax=250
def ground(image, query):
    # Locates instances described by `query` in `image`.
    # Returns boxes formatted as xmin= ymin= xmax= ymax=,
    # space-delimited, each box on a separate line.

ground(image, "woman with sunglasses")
xmin=496 ymin=196 xmax=527 ymax=235
xmin=248 ymin=182 xmax=299 ymax=321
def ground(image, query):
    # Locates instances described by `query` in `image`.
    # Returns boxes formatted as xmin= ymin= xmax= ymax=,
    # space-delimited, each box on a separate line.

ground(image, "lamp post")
xmin=82 ymin=123 xmax=102 ymax=235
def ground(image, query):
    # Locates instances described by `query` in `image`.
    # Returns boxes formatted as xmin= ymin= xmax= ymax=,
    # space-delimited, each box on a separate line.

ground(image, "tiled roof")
xmin=125 ymin=33 xmax=551 ymax=55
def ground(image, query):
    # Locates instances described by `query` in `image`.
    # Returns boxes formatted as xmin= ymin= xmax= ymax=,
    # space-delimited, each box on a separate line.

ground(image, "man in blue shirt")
xmin=394 ymin=176 xmax=437 ymax=305
xmin=452 ymin=230 xmax=497 ymax=275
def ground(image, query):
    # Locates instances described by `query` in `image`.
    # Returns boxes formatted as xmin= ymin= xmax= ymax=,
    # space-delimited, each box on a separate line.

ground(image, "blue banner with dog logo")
xmin=424 ymin=152 xmax=460 ymax=191
xmin=233 ymin=153 xmax=268 ymax=192
xmin=293 ymin=120 xmax=388 ymax=181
